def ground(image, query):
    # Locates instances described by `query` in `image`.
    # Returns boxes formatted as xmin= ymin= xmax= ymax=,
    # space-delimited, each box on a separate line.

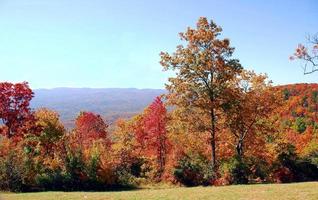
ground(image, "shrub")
xmin=35 ymin=170 xmax=65 ymax=191
xmin=63 ymin=151 xmax=86 ymax=191
xmin=272 ymin=143 xmax=318 ymax=182
xmin=173 ymin=153 xmax=214 ymax=186
xmin=0 ymin=152 xmax=25 ymax=192
xmin=306 ymin=150 xmax=318 ymax=167
xmin=114 ymin=166 xmax=138 ymax=187
xmin=302 ymin=141 xmax=318 ymax=167
xmin=272 ymin=167 xmax=294 ymax=183
xmin=87 ymin=154 xmax=99 ymax=179
xmin=247 ymin=157 xmax=271 ymax=182
xmin=219 ymin=156 xmax=250 ymax=184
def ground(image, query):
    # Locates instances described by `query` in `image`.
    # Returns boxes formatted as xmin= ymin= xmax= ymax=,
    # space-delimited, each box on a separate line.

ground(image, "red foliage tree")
xmin=0 ymin=82 xmax=34 ymax=139
xmin=73 ymin=111 xmax=109 ymax=148
xmin=143 ymin=96 xmax=169 ymax=178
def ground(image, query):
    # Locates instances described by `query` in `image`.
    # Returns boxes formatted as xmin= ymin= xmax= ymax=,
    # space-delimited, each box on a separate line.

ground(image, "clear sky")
xmin=0 ymin=0 xmax=317 ymax=89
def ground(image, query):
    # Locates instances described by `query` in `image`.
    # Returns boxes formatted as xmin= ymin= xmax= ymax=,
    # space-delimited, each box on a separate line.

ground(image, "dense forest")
xmin=1 ymin=17 xmax=318 ymax=192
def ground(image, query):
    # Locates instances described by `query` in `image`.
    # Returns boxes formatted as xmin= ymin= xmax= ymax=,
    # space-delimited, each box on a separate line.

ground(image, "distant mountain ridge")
xmin=30 ymin=84 xmax=318 ymax=129
xmin=31 ymin=88 xmax=166 ymax=128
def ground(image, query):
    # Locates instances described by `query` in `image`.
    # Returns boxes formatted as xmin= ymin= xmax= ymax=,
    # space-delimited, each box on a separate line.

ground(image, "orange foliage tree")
xmin=34 ymin=108 xmax=65 ymax=155
xmin=160 ymin=17 xmax=242 ymax=170
xmin=111 ymin=118 xmax=139 ymax=168
xmin=223 ymin=71 xmax=281 ymax=159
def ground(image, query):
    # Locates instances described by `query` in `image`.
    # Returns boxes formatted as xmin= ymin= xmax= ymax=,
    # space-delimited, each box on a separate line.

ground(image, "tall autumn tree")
xmin=224 ymin=71 xmax=280 ymax=158
xmin=0 ymin=82 xmax=34 ymax=139
xmin=160 ymin=17 xmax=242 ymax=170
xmin=143 ymin=96 xmax=169 ymax=178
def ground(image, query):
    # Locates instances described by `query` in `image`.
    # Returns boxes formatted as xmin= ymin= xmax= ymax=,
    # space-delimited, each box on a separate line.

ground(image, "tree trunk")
xmin=7 ymin=124 xmax=12 ymax=138
xmin=210 ymin=108 xmax=216 ymax=171
xmin=315 ymin=103 xmax=318 ymax=118
xmin=236 ymin=138 xmax=243 ymax=158
xmin=157 ymin=135 xmax=166 ymax=179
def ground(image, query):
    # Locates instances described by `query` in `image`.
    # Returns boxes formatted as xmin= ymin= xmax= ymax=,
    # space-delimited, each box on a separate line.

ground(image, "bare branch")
xmin=291 ymin=33 xmax=318 ymax=74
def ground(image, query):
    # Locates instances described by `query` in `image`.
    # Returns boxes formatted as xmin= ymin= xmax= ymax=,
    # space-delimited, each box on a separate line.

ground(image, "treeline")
xmin=1 ymin=18 xmax=318 ymax=192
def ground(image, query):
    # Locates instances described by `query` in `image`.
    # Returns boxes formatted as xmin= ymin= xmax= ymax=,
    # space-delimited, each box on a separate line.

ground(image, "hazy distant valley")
xmin=31 ymin=88 xmax=165 ymax=128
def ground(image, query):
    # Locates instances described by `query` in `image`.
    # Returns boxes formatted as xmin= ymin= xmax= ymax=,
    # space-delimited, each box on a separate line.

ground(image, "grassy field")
xmin=1 ymin=182 xmax=318 ymax=200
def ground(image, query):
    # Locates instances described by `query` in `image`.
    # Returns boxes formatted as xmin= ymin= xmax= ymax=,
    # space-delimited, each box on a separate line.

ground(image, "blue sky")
xmin=0 ymin=0 xmax=317 ymax=89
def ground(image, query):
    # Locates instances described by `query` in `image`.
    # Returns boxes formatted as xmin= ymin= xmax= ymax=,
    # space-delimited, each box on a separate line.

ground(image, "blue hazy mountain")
xmin=31 ymin=88 xmax=166 ymax=128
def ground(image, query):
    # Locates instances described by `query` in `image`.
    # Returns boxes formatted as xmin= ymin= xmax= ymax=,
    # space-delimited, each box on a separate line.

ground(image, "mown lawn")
xmin=1 ymin=182 xmax=318 ymax=200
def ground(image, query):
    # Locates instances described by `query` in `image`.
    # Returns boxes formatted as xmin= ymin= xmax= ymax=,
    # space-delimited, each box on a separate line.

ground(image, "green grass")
xmin=1 ymin=182 xmax=318 ymax=200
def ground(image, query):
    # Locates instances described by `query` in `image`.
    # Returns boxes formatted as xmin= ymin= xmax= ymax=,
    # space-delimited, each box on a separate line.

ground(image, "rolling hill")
xmin=30 ymin=84 xmax=318 ymax=131
xmin=31 ymin=88 xmax=166 ymax=128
